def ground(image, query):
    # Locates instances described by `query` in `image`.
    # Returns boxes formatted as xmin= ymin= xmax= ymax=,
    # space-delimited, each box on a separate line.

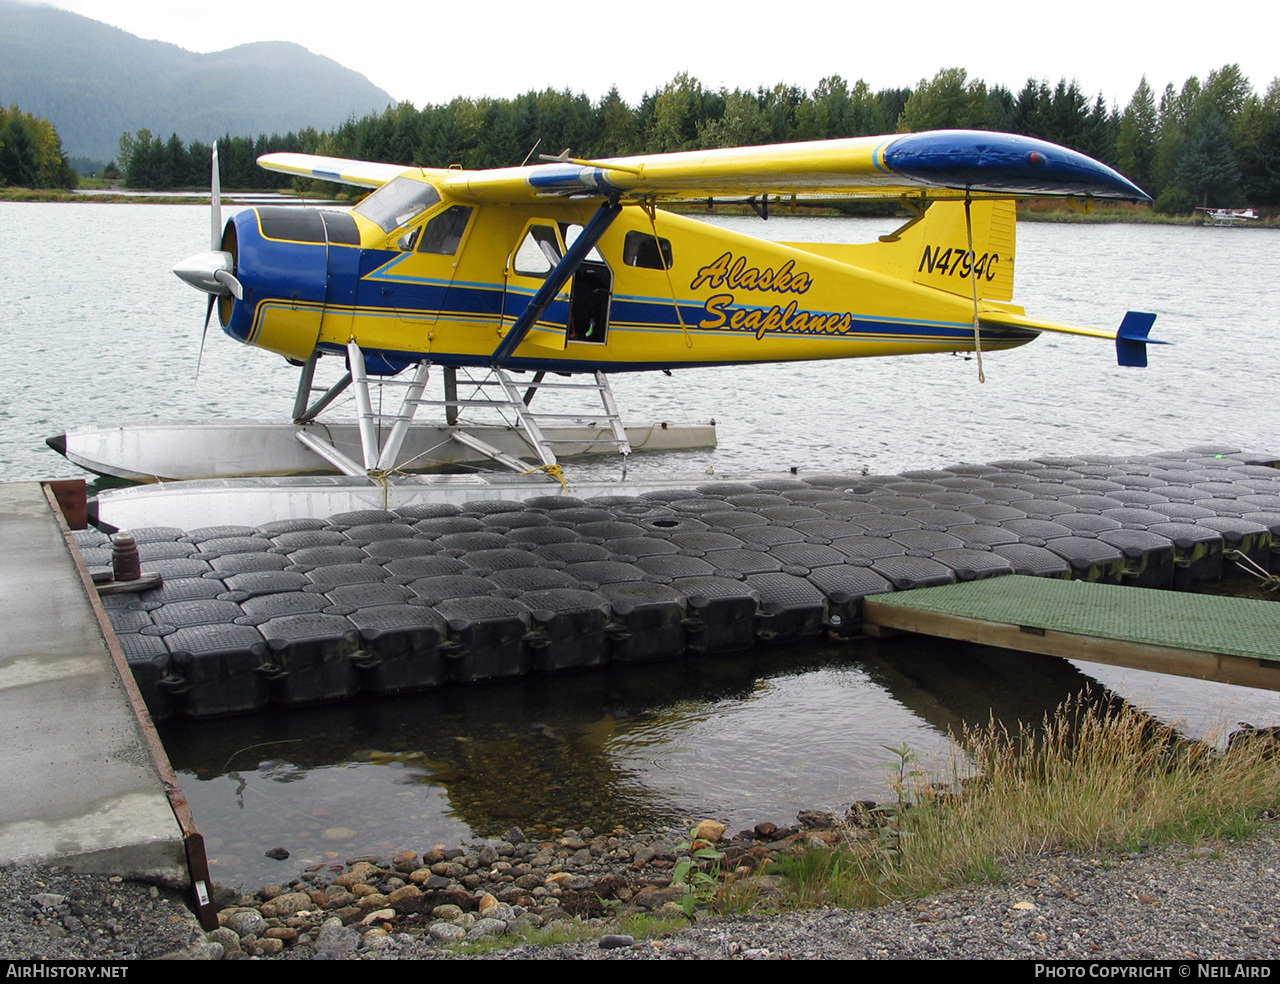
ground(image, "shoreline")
xmin=4 ymin=189 xmax=1274 ymax=227
xmin=4 ymin=818 xmax=1279 ymax=960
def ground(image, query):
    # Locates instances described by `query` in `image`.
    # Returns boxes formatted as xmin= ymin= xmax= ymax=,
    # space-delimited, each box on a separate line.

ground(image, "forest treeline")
xmin=113 ymin=64 xmax=1280 ymax=212
xmin=0 ymin=105 xmax=78 ymax=189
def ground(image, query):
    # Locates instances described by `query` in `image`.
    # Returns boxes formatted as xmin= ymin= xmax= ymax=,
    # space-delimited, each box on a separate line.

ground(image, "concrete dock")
xmin=0 ymin=483 xmax=190 ymax=887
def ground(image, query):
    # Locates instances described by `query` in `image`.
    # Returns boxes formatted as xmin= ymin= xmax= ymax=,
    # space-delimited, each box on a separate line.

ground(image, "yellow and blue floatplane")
xmin=158 ymin=130 xmax=1161 ymax=490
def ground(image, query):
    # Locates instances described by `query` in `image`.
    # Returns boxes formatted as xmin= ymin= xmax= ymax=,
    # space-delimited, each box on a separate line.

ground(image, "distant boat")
xmin=1194 ymin=207 xmax=1260 ymax=226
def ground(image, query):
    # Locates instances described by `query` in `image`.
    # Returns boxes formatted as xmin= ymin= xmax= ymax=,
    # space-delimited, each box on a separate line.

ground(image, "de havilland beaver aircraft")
xmin=56 ymin=130 xmax=1161 ymax=491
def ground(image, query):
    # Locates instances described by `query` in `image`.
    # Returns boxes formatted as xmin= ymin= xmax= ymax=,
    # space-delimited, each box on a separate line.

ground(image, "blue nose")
xmin=220 ymin=207 xmax=334 ymax=356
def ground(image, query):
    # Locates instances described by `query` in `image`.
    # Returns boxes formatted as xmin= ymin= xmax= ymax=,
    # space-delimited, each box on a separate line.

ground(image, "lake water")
xmin=3 ymin=202 xmax=1280 ymax=891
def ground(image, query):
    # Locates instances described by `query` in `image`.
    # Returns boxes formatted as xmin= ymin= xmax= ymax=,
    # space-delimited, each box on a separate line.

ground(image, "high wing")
xmin=255 ymin=153 xmax=427 ymax=189
xmin=259 ymin=130 xmax=1150 ymax=204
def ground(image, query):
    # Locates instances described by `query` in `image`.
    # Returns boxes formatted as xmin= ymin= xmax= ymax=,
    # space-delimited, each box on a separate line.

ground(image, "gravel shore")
xmin=3 ymin=824 xmax=1279 ymax=961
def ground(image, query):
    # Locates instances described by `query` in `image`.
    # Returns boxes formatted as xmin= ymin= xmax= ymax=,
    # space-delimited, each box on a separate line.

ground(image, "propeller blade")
xmin=211 ymin=141 xmax=222 ymax=251
xmin=197 ymin=294 xmax=215 ymax=381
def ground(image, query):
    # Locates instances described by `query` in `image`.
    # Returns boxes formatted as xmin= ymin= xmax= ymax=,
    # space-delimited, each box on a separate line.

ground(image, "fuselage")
xmin=218 ymin=173 xmax=1042 ymax=374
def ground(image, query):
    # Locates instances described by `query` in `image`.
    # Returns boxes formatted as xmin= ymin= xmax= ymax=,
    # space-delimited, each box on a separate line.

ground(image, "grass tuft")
xmin=771 ymin=697 xmax=1280 ymax=910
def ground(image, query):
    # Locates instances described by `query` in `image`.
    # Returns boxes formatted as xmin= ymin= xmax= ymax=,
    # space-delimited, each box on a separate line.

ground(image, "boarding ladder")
xmin=429 ymin=368 xmax=632 ymax=475
xmin=292 ymin=343 xmax=631 ymax=479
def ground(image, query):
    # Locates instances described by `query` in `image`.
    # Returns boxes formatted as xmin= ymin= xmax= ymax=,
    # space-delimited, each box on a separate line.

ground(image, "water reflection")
xmin=161 ymin=633 xmax=1133 ymax=892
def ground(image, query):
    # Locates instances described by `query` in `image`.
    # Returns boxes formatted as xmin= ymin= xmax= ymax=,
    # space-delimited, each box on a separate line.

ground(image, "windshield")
xmin=352 ymin=177 xmax=441 ymax=233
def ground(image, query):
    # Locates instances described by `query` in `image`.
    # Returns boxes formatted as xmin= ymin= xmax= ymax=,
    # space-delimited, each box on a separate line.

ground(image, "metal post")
xmin=375 ymin=362 xmax=431 ymax=472
xmin=291 ymin=351 xmax=320 ymax=421
xmin=347 ymin=341 xmax=380 ymax=471
xmin=444 ymin=366 xmax=459 ymax=426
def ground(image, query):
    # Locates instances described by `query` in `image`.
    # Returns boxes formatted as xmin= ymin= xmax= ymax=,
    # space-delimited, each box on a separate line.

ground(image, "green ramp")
xmin=861 ymin=575 xmax=1280 ymax=692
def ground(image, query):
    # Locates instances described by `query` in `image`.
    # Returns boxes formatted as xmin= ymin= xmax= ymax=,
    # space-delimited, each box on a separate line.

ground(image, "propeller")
xmin=173 ymin=141 xmax=243 ymax=377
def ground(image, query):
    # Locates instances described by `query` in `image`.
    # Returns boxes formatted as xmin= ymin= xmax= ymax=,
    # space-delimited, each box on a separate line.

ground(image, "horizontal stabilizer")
xmin=1115 ymin=311 xmax=1166 ymax=367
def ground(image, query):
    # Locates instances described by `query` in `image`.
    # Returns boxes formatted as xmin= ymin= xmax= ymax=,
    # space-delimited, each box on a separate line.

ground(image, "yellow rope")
xmin=646 ymin=202 xmax=693 ymax=348
xmin=964 ymin=193 xmax=986 ymax=384
xmin=367 ymin=470 xmax=392 ymax=509
xmin=520 ymin=461 xmax=569 ymax=492
xmin=368 ymin=466 xmax=416 ymax=509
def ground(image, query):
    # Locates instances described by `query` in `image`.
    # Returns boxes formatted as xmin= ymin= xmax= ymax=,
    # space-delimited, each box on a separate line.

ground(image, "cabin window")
xmin=353 ymin=177 xmax=441 ymax=233
xmin=512 ymin=225 xmax=562 ymax=277
xmin=418 ymin=205 xmax=474 ymax=255
xmin=559 ymin=223 xmax=606 ymax=264
xmin=623 ymin=230 xmax=673 ymax=270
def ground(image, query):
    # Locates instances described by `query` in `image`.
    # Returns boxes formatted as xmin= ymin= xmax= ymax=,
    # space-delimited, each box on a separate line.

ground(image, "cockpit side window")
xmin=352 ymin=177 xmax=441 ymax=234
xmin=418 ymin=205 xmax=474 ymax=255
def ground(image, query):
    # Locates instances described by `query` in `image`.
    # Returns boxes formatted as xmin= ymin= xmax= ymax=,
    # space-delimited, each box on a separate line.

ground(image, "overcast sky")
xmin=46 ymin=0 xmax=1276 ymax=111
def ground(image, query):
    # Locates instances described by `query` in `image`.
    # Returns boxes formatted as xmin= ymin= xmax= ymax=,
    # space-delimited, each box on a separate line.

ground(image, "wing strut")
xmin=491 ymin=196 xmax=622 ymax=367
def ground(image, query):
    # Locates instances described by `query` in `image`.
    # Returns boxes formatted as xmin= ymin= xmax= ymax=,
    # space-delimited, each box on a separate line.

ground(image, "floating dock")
xmin=72 ymin=445 xmax=1280 ymax=721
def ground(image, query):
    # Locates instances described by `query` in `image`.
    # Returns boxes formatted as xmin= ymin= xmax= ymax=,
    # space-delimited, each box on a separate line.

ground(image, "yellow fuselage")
xmin=222 ymin=183 xmax=1045 ymax=372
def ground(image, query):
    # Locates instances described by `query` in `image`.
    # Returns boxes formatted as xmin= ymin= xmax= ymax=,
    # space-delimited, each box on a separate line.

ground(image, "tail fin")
xmin=1115 ymin=311 xmax=1166 ymax=367
xmin=908 ymin=199 xmax=1016 ymax=303
xmin=784 ymin=199 xmax=1016 ymax=302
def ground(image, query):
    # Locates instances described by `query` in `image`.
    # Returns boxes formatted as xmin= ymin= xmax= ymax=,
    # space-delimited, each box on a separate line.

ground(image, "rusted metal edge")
xmin=42 ymin=482 xmax=219 ymax=932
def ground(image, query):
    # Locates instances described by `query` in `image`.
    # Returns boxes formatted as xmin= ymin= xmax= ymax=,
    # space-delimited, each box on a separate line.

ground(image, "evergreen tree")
xmin=596 ymin=86 xmax=638 ymax=157
xmin=1082 ymin=95 xmax=1119 ymax=166
xmin=1117 ymin=77 xmax=1158 ymax=193
xmin=96 ymin=66 xmax=1280 ymax=204
xmin=697 ymin=89 xmax=773 ymax=148
xmin=984 ymin=85 xmax=1017 ymax=132
xmin=1236 ymin=78 xmax=1280 ymax=204
xmin=0 ymin=114 xmax=37 ymax=186
xmin=1044 ymin=79 xmax=1088 ymax=149
xmin=1013 ymin=78 xmax=1050 ymax=137
xmin=1179 ymin=111 xmax=1242 ymax=206
xmin=647 ymin=73 xmax=703 ymax=152
xmin=161 ymin=132 xmax=187 ymax=189
xmin=416 ymin=101 xmax=460 ymax=168
xmin=1153 ymin=77 xmax=1200 ymax=194
xmin=898 ymin=68 xmax=986 ymax=131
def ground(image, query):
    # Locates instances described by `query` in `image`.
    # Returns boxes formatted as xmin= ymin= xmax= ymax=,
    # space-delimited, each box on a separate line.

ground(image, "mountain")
xmin=0 ymin=1 xmax=396 ymax=162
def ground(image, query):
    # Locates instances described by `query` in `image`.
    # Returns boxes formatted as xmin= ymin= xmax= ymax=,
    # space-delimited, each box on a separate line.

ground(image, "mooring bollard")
xmin=110 ymin=531 xmax=141 ymax=582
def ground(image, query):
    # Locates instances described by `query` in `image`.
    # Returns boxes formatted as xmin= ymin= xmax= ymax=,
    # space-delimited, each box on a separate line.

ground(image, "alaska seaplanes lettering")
xmin=691 ymin=251 xmax=854 ymax=340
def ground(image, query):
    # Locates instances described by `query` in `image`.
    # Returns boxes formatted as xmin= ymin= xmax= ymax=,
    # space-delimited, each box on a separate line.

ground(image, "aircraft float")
xmin=55 ymin=130 xmax=1161 ymax=499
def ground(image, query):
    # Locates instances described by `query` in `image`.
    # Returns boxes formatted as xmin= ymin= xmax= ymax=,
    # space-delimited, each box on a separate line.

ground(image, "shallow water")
xmin=4 ymin=202 xmax=1280 ymax=890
